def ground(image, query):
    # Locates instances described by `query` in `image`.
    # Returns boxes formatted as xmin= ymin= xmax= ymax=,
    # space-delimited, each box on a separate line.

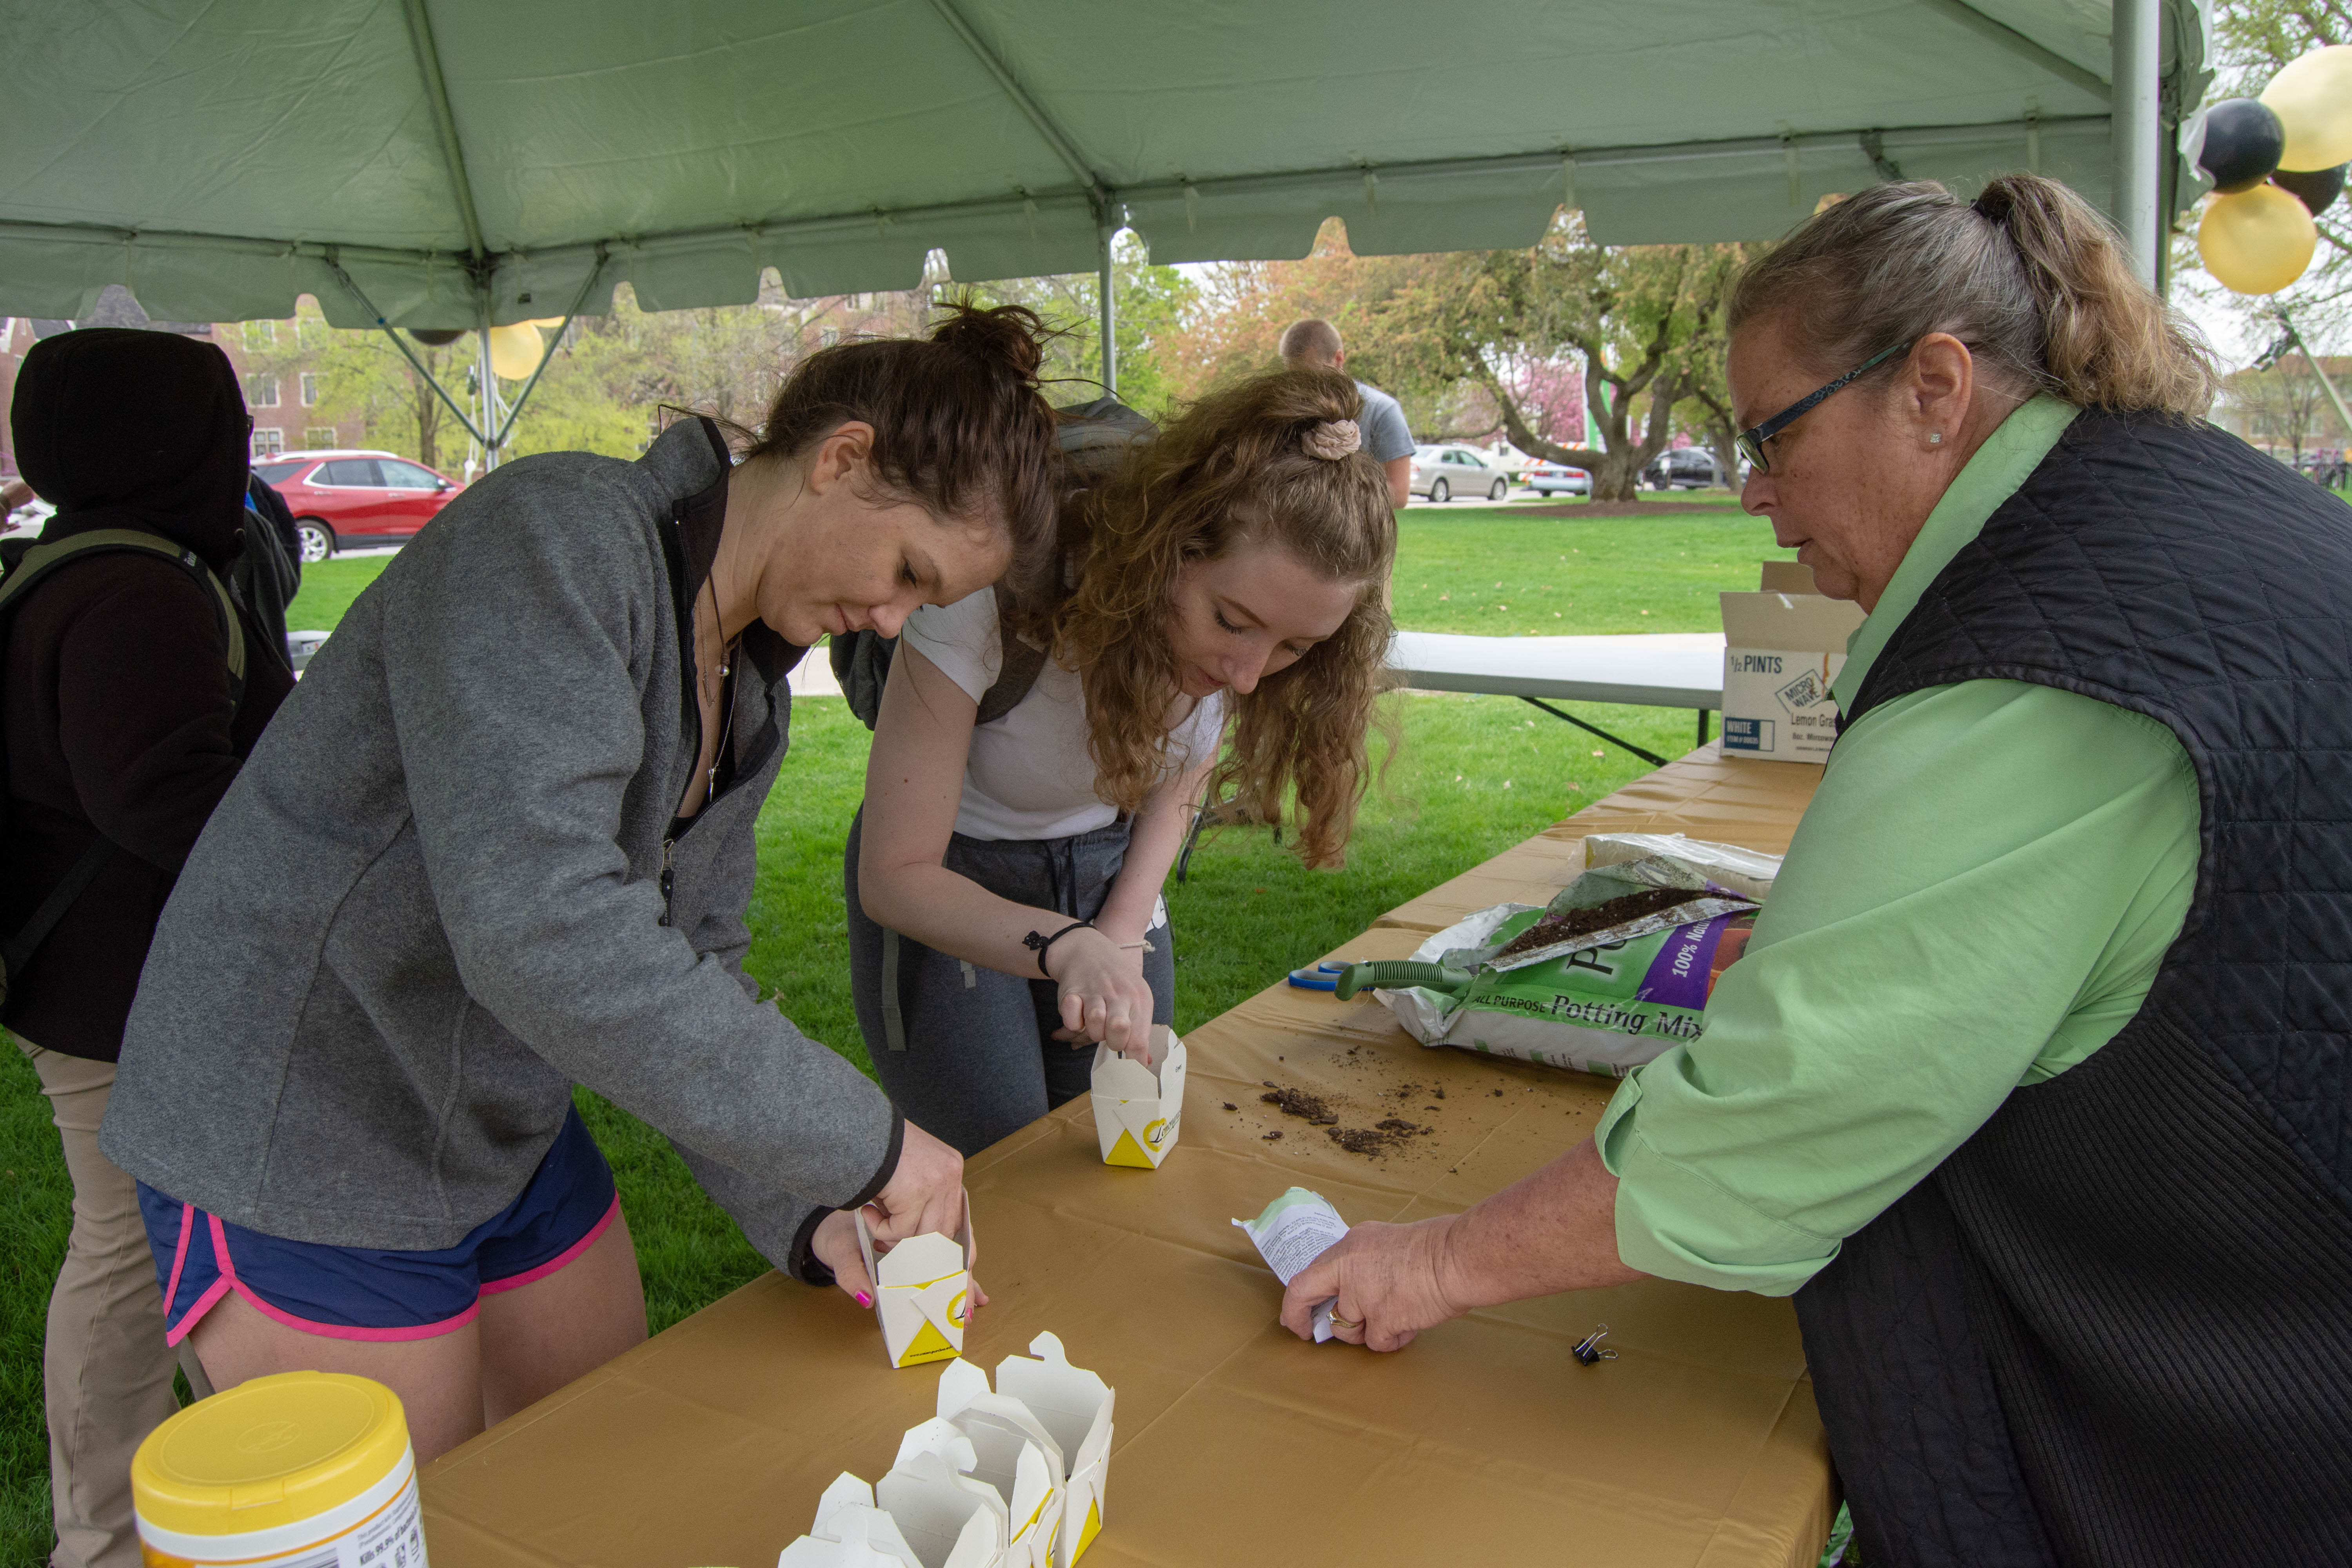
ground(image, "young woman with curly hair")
xmin=848 ymin=367 xmax=1397 ymax=1154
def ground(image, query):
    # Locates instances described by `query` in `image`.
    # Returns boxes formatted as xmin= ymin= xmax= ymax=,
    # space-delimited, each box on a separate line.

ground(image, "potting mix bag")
xmin=1373 ymin=836 xmax=1782 ymax=1077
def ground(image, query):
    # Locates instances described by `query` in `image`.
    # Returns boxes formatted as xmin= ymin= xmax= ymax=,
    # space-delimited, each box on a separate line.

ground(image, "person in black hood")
xmin=2 ymin=326 xmax=294 ymax=1568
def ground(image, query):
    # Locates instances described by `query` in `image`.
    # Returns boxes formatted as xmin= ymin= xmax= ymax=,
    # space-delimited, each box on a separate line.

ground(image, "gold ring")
xmin=1329 ymin=1312 xmax=1363 ymax=1332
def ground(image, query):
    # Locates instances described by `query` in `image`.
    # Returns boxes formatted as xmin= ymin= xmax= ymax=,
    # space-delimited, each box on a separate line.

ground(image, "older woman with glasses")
xmin=1283 ymin=173 xmax=2352 ymax=1566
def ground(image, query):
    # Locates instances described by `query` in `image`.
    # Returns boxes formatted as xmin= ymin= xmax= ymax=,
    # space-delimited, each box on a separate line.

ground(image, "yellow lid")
xmin=132 ymin=1372 xmax=410 ymax=1536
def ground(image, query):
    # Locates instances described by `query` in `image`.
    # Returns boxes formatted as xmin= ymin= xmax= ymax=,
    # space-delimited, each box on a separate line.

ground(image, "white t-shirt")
xmin=898 ymin=588 xmax=1226 ymax=842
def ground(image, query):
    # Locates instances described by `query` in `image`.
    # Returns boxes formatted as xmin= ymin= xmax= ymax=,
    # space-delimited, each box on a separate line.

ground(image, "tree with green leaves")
xmin=1393 ymin=216 xmax=1747 ymax=500
xmin=960 ymin=234 xmax=1197 ymax=416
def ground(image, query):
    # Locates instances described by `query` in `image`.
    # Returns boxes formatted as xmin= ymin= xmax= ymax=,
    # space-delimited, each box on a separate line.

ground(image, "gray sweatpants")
xmin=845 ymin=810 xmax=1174 ymax=1156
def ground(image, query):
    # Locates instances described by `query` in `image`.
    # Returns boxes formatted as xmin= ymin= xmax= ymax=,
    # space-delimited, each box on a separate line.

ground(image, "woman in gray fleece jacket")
xmin=100 ymin=305 xmax=1060 ymax=1460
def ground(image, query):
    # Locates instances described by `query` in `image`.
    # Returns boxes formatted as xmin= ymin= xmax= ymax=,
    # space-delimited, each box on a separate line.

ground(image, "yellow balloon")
xmin=487 ymin=321 xmax=545 ymax=380
xmin=2198 ymin=185 xmax=2319 ymax=295
xmin=2261 ymin=44 xmax=2352 ymax=170
xmin=521 ymin=316 xmax=565 ymax=330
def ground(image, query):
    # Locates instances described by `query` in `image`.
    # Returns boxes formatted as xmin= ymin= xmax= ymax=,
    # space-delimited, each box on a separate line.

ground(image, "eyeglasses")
xmin=1735 ymin=342 xmax=1912 ymax=475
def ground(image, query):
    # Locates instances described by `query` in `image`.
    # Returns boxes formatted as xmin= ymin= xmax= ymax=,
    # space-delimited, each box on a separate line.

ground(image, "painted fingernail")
xmin=855 ymin=1291 xmax=872 ymax=1308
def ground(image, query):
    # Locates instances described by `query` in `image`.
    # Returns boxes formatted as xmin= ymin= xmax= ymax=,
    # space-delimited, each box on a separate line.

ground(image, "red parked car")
xmin=251 ymin=450 xmax=463 ymax=561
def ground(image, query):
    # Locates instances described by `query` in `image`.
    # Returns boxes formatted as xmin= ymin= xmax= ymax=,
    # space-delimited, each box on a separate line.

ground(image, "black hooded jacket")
xmin=2 ymin=328 xmax=295 ymax=1060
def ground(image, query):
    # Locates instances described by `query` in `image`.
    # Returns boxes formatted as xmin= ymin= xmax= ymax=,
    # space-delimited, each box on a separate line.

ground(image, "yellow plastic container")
xmin=131 ymin=1371 xmax=427 ymax=1567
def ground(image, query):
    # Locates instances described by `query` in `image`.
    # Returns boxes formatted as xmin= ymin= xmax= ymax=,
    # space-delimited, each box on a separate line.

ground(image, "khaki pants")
xmin=19 ymin=1042 xmax=211 ymax=1568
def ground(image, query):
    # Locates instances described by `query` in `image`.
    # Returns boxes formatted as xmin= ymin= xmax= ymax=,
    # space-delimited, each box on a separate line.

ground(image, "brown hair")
xmin=1277 ymin=317 xmax=1344 ymax=366
xmin=1014 ymin=368 xmax=1396 ymax=869
xmin=739 ymin=300 xmax=1060 ymax=560
xmin=1729 ymin=174 xmax=2216 ymax=417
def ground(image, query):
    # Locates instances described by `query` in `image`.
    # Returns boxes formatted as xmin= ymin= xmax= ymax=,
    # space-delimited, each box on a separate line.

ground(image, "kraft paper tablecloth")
xmin=420 ymin=747 xmax=1831 ymax=1568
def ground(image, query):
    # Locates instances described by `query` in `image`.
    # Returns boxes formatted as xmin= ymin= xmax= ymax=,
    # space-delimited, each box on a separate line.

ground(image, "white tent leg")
xmin=2110 ymin=0 xmax=2161 ymax=286
xmin=476 ymin=325 xmax=499 ymax=474
xmin=1098 ymin=223 xmax=1117 ymax=396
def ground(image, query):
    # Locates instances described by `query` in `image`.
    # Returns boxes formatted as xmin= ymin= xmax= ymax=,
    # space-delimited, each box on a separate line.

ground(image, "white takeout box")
xmin=994 ymin=1334 xmax=1114 ymax=1568
xmin=855 ymin=1202 xmax=975 ymax=1370
xmin=882 ymin=1434 xmax=1012 ymax=1568
xmin=781 ymin=1476 xmax=983 ymax=1568
xmin=778 ymin=1468 xmax=1001 ymax=1568
xmin=1719 ymin=567 xmax=1865 ymax=763
xmin=928 ymin=1359 xmax=1064 ymax=1568
xmin=1090 ymin=1027 xmax=1186 ymax=1168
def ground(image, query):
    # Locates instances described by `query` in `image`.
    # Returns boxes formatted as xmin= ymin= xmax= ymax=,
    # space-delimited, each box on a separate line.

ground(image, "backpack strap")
xmin=975 ymin=616 xmax=1047 ymax=726
xmin=0 ymin=529 xmax=246 ymax=706
xmin=0 ymin=529 xmax=247 ymax=995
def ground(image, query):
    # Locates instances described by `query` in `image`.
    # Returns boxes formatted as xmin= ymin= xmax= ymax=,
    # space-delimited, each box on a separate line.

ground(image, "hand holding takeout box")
xmin=855 ymin=1201 xmax=976 ymax=1370
xmin=1090 ymin=1026 xmax=1185 ymax=1169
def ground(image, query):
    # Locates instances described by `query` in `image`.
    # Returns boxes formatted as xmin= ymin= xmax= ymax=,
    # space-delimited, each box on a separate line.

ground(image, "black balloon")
xmin=407 ymin=328 xmax=466 ymax=346
xmin=2273 ymin=163 xmax=2348 ymax=216
xmin=2198 ymin=98 xmax=2288 ymax=193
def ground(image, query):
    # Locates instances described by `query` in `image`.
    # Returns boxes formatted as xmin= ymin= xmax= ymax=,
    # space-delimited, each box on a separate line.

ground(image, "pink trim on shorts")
xmin=479 ymin=1193 xmax=620 ymax=1297
xmin=162 ymin=1277 xmax=231 ymax=1349
xmin=200 ymin=1213 xmax=482 ymax=1345
xmin=161 ymin=1202 xmax=196 ymax=1318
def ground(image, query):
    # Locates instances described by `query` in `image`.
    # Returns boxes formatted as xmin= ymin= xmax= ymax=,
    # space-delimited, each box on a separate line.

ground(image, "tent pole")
xmin=324 ymin=260 xmax=487 ymax=445
xmin=2110 ymin=0 xmax=2161 ymax=285
xmin=1099 ymin=222 xmax=1117 ymax=396
xmin=2276 ymin=306 xmax=2352 ymax=445
xmin=476 ymin=324 xmax=498 ymax=474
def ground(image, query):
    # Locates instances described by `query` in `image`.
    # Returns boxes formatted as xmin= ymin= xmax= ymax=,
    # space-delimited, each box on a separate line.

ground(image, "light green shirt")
xmin=1594 ymin=397 xmax=2201 ymax=1296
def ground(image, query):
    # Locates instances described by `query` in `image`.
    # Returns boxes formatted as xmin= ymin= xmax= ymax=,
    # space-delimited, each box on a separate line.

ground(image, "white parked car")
xmin=1408 ymin=444 xmax=1513 ymax=503
xmin=1524 ymin=460 xmax=1592 ymax=496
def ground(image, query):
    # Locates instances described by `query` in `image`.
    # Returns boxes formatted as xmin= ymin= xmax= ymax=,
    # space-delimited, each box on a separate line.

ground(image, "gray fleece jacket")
xmin=102 ymin=418 xmax=901 ymax=1273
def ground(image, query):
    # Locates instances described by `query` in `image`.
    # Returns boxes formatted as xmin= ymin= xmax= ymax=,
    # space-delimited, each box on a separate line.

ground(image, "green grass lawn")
xmin=1 ymin=501 xmax=1781 ymax=1562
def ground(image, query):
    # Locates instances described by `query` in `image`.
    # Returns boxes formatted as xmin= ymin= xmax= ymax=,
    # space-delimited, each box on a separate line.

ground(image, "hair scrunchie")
xmin=1302 ymin=419 xmax=1362 ymax=460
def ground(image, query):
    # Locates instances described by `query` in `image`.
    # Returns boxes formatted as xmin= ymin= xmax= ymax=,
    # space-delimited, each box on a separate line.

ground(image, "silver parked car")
xmin=1408 ymin=444 xmax=1513 ymax=503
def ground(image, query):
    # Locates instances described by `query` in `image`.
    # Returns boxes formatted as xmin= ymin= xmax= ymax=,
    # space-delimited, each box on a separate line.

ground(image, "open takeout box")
xmin=776 ymin=1334 xmax=1115 ymax=1568
xmin=854 ymin=1203 xmax=976 ymax=1370
xmin=1089 ymin=1027 xmax=1186 ymax=1168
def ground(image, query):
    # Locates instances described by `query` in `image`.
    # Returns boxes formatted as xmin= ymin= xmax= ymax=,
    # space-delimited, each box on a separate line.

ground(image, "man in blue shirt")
xmin=1278 ymin=319 xmax=1411 ymax=507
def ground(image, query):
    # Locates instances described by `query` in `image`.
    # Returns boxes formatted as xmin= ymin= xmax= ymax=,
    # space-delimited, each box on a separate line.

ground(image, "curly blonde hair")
xmin=1006 ymin=368 xmax=1397 ymax=869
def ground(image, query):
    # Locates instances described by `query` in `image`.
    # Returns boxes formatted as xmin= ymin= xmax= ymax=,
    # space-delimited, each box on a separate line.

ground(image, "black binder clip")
xmin=1572 ymin=1324 xmax=1618 ymax=1366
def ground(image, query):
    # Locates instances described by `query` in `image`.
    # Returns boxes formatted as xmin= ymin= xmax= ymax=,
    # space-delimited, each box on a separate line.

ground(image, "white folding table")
xmin=1384 ymin=630 xmax=1726 ymax=765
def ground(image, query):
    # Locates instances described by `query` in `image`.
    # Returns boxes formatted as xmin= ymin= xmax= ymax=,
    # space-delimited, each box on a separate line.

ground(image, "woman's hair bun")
xmin=929 ymin=300 xmax=1050 ymax=385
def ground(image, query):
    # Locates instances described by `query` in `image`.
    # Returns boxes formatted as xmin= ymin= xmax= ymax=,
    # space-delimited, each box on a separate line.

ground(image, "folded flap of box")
xmin=895 ymin=1418 xmax=981 ymax=1478
xmin=1719 ymin=589 xmax=1866 ymax=651
xmin=815 ymin=1472 xmax=879 ymax=1532
xmin=1088 ymin=1025 xmax=1183 ymax=1100
xmin=781 ymin=1496 xmax=926 ymax=1568
xmin=995 ymin=1334 xmax=1114 ymax=1481
xmin=878 ymin=1445 xmax=1008 ymax=1568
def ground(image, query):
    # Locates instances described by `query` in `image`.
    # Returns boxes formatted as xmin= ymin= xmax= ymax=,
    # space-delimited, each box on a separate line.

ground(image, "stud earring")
xmin=1928 ymin=432 xmax=1943 ymax=445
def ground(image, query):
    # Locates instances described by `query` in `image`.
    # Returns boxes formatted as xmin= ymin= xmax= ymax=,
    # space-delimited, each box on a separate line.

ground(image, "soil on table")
xmin=1495 ymin=885 xmax=1709 ymax=959
xmin=1261 ymin=1087 xmax=1339 ymax=1125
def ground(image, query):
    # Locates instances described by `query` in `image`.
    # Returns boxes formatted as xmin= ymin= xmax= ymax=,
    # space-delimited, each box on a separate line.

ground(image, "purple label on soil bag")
xmin=1635 ymin=914 xmax=1735 ymax=1010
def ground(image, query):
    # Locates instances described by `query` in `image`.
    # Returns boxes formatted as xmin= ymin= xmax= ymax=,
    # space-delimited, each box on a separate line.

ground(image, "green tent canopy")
xmin=0 ymin=0 xmax=2207 ymax=331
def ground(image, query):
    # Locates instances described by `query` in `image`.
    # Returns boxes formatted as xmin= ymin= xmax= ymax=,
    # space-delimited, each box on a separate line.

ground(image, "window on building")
xmin=252 ymin=427 xmax=285 ymax=458
xmin=300 ymin=372 xmax=320 ymax=406
xmin=246 ymin=373 xmax=280 ymax=408
xmin=303 ymin=426 xmax=338 ymax=449
xmin=243 ymin=320 xmax=276 ymax=347
xmin=819 ymin=327 xmax=841 ymax=347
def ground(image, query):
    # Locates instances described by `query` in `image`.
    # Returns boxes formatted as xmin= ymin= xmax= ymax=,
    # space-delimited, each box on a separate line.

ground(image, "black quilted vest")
xmin=1793 ymin=410 xmax=2352 ymax=1567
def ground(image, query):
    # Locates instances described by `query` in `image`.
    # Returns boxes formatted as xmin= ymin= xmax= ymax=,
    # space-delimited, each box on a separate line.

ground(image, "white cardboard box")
xmin=1089 ymin=1027 xmax=1186 ymax=1169
xmin=929 ymin=1361 xmax=1063 ymax=1568
xmin=855 ymin=1205 xmax=975 ymax=1370
xmin=1718 ymin=584 xmax=1865 ymax=763
xmin=778 ymin=1470 xmax=999 ymax=1568
xmin=993 ymin=1334 xmax=1114 ymax=1568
